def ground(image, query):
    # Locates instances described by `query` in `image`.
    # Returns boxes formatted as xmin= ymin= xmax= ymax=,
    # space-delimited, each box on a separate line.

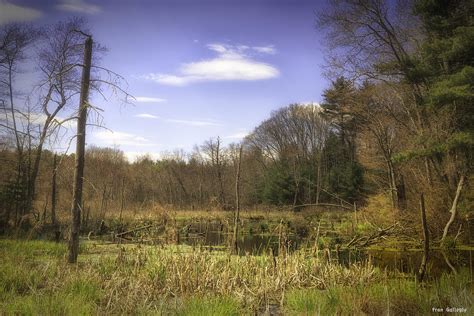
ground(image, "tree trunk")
xmin=387 ymin=159 xmax=399 ymax=210
xmin=99 ymin=184 xmax=108 ymax=222
xmin=315 ymin=151 xmax=322 ymax=205
xmin=119 ymin=177 xmax=125 ymax=225
xmin=51 ymin=154 xmax=57 ymax=225
xmin=26 ymin=123 xmax=49 ymax=215
xmin=441 ymin=175 xmax=465 ymax=243
xmin=233 ymin=145 xmax=243 ymax=254
xmin=418 ymin=193 xmax=429 ymax=282
xmin=216 ymin=137 xmax=226 ymax=208
xmin=68 ymin=35 xmax=92 ymax=264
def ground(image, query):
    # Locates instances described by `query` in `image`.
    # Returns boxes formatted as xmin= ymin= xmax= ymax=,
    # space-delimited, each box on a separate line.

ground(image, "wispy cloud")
xmin=0 ymin=1 xmax=42 ymax=25
xmin=92 ymin=130 xmax=156 ymax=147
xmin=133 ymin=113 xmax=220 ymax=127
xmin=253 ymin=45 xmax=277 ymax=54
xmin=165 ymin=118 xmax=222 ymax=127
xmin=207 ymin=43 xmax=277 ymax=56
xmin=56 ymin=0 xmax=101 ymax=14
xmin=135 ymin=113 xmax=159 ymax=119
xmin=142 ymin=42 xmax=279 ymax=86
xmin=135 ymin=96 xmax=166 ymax=103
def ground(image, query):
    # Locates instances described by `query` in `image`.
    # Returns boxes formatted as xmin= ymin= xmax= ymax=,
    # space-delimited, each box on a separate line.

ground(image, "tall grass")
xmin=1 ymin=239 xmax=472 ymax=314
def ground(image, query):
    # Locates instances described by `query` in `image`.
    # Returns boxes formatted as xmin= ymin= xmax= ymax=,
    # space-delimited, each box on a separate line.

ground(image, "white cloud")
xmin=143 ymin=74 xmax=189 ymax=86
xmin=224 ymin=131 xmax=249 ymax=139
xmin=0 ymin=1 xmax=42 ymax=25
xmin=142 ymin=42 xmax=279 ymax=86
xmin=135 ymin=96 xmax=166 ymax=103
xmin=253 ymin=45 xmax=277 ymax=54
xmin=165 ymin=118 xmax=222 ymax=127
xmin=56 ymin=0 xmax=101 ymax=14
xmin=135 ymin=113 xmax=159 ymax=119
xmin=207 ymin=43 xmax=227 ymax=54
xmin=92 ymin=130 xmax=156 ymax=147
xmin=124 ymin=151 xmax=162 ymax=162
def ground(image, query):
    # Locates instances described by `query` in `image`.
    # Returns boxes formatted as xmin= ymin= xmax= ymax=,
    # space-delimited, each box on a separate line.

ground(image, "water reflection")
xmin=178 ymin=222 xmax=473 ymax=279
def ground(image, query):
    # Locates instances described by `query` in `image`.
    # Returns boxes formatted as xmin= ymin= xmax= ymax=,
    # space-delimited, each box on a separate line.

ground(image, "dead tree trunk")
xmin=119 ymin=177 xmax=125 ymax=226
xmin=51 ymin=154 xmax=57 ymax=225
xmin=216 ymin=137 xmax=226 ymax=208
xmin=68 ymin=35 xmax=92 ymax=264
xmin=441 ymin=175 xmax=465 ymax=244
xmin=387 ymin=159 xmax=399 ymax=210
xmin=417 ymin=193 xmax=429 ymax=282
xmin=233 ymin=145 xmax=243 ymax=254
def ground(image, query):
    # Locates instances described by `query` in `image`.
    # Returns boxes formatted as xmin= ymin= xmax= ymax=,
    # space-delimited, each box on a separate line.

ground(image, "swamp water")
xmin=176 ymin=221 xmax=474 ymax=280
xmin=110 ymin=219 xmax=474 ymax=280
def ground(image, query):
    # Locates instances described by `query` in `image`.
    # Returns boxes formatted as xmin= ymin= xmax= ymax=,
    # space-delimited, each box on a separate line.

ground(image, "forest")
xmin=0 ymin=0 xmax=473 ymax=315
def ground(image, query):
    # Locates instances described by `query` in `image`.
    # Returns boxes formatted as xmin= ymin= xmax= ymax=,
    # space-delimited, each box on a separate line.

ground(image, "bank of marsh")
xmin=1 ymin=239 xmax=472 ymax=315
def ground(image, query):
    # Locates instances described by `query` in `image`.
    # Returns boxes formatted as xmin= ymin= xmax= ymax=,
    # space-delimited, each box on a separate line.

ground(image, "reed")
xmin=1 ymin=239 xmax=471 ymax=314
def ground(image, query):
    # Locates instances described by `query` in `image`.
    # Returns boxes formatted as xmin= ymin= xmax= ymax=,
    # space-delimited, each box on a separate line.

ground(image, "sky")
xmin=1 ymin=0 xmax=328 ymax=161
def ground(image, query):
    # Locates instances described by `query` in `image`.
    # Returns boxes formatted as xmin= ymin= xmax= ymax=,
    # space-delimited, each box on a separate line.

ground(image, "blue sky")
xmin=1 ymin=0 xmax=328 ymax=161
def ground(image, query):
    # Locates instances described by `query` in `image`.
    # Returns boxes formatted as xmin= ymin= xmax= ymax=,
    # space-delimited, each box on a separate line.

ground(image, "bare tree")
xmin=0 ymin=23 xmax=37 ymax=222
xmin=201 ymin=137 xmax=227 ymax=208
xmin=26 ymin=19 xmax=94 ymax=216
xmin=232 ymin=144 xmax=243 ymax=253
xmin=68 ymin=32 xmax=92 ymax=264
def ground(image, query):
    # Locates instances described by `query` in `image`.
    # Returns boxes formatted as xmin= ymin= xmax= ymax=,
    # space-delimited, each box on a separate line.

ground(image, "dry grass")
xmin=1 ymin=239 xmax=472 ymax=314
xmin=51 ymin=202 xmax=304 ymax=228
xmin=0 ymin=239 xmax=377 ymax=314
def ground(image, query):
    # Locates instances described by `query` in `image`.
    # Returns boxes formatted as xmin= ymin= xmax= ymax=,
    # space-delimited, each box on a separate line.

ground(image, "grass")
xmin=177 ymin=296 xmax=241 ymax=316
xmin=285 ymin=271 xmax=474 ymax=315
xmin=1 ymin=233 xmax=472 ymax=314
xmin=0 ymin=238 xmax=377 ymax=314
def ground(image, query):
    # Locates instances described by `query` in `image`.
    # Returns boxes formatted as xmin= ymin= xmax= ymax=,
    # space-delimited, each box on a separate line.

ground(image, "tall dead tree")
xmin=68 ymin=35 xmax=92 ymax=264
xmin=51 ymin=154 xmax=57 ymax=225
xmin=216 ymin=137 xmax=226 ymax=208
xmin=417 ymin=193 xmax=429 ymax=282
xmin=232 ymin=144 xmax=243 ymax=254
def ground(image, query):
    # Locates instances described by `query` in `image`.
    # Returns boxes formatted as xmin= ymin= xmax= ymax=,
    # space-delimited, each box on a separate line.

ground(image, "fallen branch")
xmin=115 ymin=225 xmax=153 ymax=237
xmin=346 ymin=223 xmax=399 ymax=248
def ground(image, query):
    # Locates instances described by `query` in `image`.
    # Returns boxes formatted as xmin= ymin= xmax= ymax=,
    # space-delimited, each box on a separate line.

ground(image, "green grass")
xmin=2 ymin=292 xmax=96 ymax=315
xmin=284 ymin=272 xmax=474 ymax=315
xmin=1 ymin=238 xmax=472 ymax=315
xmin=177 ymin=296 xmax=241 ymax=316
xmin=0 ymin=238 xmax=66 ymax=258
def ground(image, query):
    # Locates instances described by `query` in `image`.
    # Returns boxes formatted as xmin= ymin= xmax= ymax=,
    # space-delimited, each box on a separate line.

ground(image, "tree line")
xmin=1 ymin=0 xmax=473 ymax=242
